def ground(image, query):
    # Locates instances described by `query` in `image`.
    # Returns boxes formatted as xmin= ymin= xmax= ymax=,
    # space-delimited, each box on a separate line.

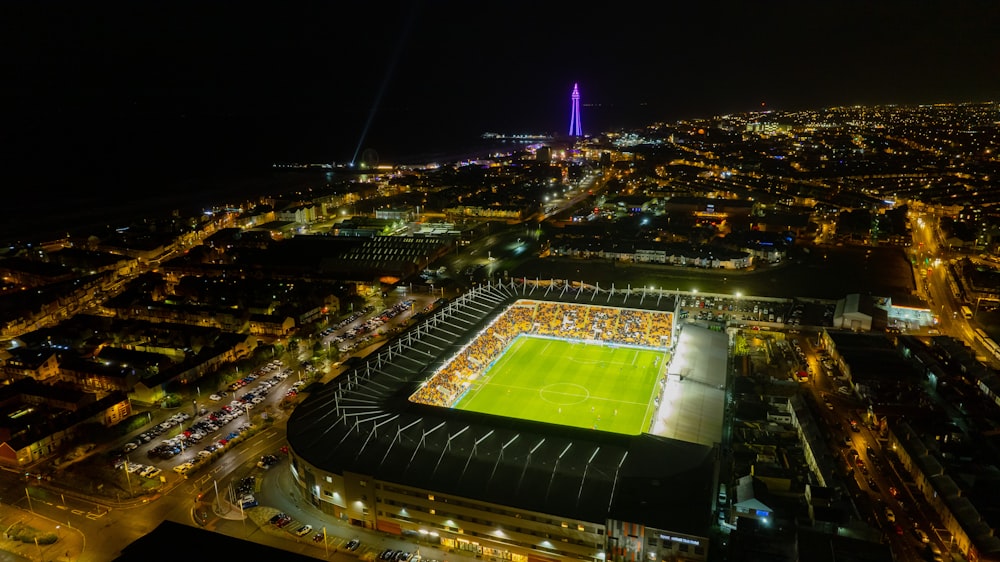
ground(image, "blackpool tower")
xmin=568 ymin=83 xmax=582 ymax=137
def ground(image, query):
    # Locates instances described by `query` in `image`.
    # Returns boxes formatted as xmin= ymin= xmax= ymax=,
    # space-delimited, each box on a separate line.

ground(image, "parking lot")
xmin=105 ymin=297 xmax=424 ymax=486
xmin=108 ymin=359 xmax=296 ymax=480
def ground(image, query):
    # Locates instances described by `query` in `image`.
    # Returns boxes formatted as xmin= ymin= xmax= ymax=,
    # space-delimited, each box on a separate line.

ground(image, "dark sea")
xmin=3 ymin=102 xmax=667 ymax=246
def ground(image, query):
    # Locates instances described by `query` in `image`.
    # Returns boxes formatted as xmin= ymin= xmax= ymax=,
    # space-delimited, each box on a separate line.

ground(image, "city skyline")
xmin=4 ymin=1 xmax=1000 ymax=202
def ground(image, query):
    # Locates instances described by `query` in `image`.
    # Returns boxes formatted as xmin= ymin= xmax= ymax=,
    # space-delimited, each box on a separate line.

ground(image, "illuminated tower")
xmin=568 ymin=83 xmax=582 ymax=137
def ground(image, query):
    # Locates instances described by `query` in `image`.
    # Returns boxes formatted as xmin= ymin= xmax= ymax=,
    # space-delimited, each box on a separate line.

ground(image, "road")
xmin=789 ymin=332 xmax=952 ymax=562
xmin=911 ymin=211 xmax=1000 ymax=367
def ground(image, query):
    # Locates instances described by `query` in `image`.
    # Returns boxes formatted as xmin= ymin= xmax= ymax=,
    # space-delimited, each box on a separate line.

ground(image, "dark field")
xmin=511 ymin=245 xmax=915 ymax=300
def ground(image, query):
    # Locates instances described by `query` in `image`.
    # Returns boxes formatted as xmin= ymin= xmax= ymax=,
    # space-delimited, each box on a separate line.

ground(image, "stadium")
xmin=286 ymin=280 xmax=729 ymax=562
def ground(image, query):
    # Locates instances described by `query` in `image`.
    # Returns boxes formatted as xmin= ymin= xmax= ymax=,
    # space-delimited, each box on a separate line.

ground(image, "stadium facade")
xmin=286 ymin=281 xmax=724 ymax=562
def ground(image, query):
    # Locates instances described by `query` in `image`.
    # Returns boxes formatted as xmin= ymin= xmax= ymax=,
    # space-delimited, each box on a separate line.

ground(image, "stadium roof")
xmin=656 ymin=325 xmax=728 ymax=446
xmin=287 ymin=281 xmax=718 ymax=535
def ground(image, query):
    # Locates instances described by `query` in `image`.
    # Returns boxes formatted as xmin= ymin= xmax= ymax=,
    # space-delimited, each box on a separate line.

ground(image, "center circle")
xmin=539 ymin=383 xmax=590 ymax=406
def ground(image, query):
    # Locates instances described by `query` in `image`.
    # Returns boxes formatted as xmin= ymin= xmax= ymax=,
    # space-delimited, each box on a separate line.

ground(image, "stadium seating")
xmin=410 ymin=301 xmax=672 ymax=407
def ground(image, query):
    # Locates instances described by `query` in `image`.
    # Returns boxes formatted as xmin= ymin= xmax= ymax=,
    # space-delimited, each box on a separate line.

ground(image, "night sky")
xmin=2 ymin=1 xmax=1000 ymax=202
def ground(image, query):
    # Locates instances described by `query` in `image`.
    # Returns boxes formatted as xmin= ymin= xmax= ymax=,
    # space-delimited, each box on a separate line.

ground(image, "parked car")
xmin=294 ymin=524 xmax=313 ymax=537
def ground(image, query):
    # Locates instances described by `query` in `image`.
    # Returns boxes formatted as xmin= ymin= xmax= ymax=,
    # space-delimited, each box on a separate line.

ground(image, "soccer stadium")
xmin=286 ymin=281 xmax=729 ymax=562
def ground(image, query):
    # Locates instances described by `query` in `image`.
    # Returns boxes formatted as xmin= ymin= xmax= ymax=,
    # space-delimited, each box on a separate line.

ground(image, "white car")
xmin=173 ymin=462 xmax=194 ymax=475
xmin=209 ymin=394 xmax=222 ymax=401
xmin=141 ymin=467 xmax=162 ymax=479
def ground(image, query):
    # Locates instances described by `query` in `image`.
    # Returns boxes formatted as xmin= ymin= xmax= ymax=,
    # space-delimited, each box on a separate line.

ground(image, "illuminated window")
xmin=430 ymin=509 xmax=436 ymax=515
xmin=577 ymin=525 xmax=585 ymax=532
xmin=561 ymin=522 xmax=568 ymax=528
xmin=428 ymin=494 xmax=434 ymax=501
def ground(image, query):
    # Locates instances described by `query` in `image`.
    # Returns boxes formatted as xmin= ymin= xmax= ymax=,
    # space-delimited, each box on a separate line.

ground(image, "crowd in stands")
xmin=410 ymin=301 xmax=673 ymax=407
xmin=411 ymin=304 xmax=534 ymax=406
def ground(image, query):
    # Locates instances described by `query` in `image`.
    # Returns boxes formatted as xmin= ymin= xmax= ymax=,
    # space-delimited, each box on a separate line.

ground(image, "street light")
xmin=124 ymin=457 xmax=135 ymax=496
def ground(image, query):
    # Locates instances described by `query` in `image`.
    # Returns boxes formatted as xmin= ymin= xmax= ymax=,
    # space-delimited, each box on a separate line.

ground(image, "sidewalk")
xmin=0 ymin=504 xmax=85 ymax=562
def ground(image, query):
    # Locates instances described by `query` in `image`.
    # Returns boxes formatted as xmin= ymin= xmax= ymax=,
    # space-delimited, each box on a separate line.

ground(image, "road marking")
xmin=71 ymin=510 xmax=84 ymax=515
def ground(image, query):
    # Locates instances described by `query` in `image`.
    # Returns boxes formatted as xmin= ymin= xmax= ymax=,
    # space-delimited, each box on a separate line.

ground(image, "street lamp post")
xmin=24 ymin=488 xmax=33 ymax=513
xmin=123 ymin=459 xmax=134 ymax=496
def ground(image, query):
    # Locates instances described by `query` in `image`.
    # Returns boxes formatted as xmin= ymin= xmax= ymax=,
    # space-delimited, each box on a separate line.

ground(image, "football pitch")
xmin=454 ymin=336 xmax=666 ymax=435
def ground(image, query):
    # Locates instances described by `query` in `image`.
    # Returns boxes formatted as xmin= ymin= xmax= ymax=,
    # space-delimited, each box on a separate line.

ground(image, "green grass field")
xmin=453 ymin=336 xmax=666 ymax=435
